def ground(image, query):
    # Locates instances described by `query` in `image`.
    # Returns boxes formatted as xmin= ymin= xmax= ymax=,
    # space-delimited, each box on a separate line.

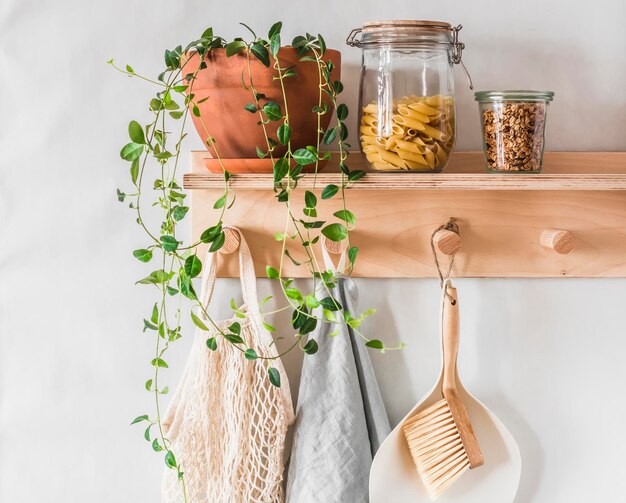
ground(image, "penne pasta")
xmin=393 ymin=114 xmax=426 ymax=131
xmin=362 ymin=115 xmax=378 ymax=127
xmin=421 ymin=124 xmax=448 ymax=142
xmin=397 ymin=148 xmax=429 ymax=164
xmin=397 ymin=106 xmax=431 ymax=123
xmin=395 ymin=139 xmax=425 ymax=154
xmin=408 ymin=102 xmax=440 ymax=116
xmin=360 ymin=94 xmax=455 ymax=171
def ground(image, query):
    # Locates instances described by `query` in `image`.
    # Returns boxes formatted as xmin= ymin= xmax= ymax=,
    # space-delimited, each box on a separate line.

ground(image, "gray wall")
xmin=1 ymin=0 xmax=625 ymax=501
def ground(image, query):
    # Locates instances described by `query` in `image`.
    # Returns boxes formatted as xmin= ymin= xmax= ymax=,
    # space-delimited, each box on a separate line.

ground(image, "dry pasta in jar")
xmin=360 ymin=95 xmax=455 ymax=172
xmin=347 ymin=20 xmax=471 ymax=173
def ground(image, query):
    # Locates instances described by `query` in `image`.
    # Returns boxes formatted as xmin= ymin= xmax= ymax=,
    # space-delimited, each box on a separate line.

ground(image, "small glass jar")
xmin=347 ymin=20 xmax=471 ymax=172
xmin=475 ymin=90 xmax=554 ymax=173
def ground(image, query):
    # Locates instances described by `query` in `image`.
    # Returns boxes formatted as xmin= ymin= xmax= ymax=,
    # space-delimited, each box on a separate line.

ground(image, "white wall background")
xmin=1 ymin=0 xmax=625 ymax=502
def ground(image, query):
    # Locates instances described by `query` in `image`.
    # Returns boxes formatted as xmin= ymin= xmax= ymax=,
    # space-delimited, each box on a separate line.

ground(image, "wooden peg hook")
xmin=540 ymin=229 xmax=575 ymax=255
xmin=433 ymin=225 xmax=462 ymax=256
xmin=219 ymin=227 xmax=241 ymax=254
xmin=321 ymin=235 xmax=348 ymax=255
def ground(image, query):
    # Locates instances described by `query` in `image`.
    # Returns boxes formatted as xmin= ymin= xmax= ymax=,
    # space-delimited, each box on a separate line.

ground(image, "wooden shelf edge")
xmin=184 ymin=151 xmax=626 ymax=191
xmin=184 ymin=172 xmax=626 ymax=191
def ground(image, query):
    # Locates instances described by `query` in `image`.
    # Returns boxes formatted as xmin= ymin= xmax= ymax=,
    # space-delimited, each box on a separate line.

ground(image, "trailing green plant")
xmin=111 ymin=21 xmax=402 ymax=500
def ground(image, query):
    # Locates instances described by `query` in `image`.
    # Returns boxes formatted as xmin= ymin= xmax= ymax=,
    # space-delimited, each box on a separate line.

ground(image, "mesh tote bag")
xmin=161 ymin=226 xmax=294 ymax=503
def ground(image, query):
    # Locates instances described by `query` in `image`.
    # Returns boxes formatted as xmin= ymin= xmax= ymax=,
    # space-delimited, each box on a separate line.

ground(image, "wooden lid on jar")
xmin=356 ymin=20 xmax=455 ymax=46
xmin=363 ymin=20 xmax=452 ymax=31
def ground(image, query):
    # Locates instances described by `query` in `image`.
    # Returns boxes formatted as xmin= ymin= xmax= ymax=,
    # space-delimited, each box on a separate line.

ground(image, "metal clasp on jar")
xmin=452 ymin=25 xmax=473 ymax=90
xmin=346 ymin=28 xmax=362 ymax=47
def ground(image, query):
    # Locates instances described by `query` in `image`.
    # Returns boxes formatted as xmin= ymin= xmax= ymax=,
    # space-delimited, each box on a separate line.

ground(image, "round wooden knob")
xmin=219 ymin=227 xmax=240 ymax=254
xmin=321 ymin=235 xmax=348 ymax=255
xmin=540 ymin=229 xmax=575 ymax=255
xmin=433 ymin=228 xmax=462 ymax=256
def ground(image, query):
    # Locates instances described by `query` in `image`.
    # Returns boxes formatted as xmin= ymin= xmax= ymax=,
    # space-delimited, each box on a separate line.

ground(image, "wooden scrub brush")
xmin=403 ymin=284 xmax=484 ymax=500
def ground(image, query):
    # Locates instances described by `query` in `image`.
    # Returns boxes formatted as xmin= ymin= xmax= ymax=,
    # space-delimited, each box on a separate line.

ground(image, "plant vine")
xmin=111 ymin=21 xmax=403 ymax=499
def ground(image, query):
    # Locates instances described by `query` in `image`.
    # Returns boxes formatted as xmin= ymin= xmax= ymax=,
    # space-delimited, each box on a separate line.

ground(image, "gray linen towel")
xmin=285 ymin=274 xmax=391 ymax=503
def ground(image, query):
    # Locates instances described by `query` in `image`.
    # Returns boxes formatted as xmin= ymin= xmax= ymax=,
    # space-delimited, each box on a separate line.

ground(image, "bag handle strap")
xmin=198 ymin=226 xmax=260 ymax=317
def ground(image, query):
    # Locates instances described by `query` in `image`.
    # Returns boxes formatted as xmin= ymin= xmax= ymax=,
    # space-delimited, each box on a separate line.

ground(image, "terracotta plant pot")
xmin=181 ymin=47 xmax=341 ymax=172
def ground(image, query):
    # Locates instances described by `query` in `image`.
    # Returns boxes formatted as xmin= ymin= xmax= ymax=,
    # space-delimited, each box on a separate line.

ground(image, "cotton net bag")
xmin=161 ymin=226 xmax=294 ymax=502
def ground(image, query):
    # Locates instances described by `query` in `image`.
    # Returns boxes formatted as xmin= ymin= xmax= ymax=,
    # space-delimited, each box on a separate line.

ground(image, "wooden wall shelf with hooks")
xmin=184 ymin=151 xmax=626 ymax=278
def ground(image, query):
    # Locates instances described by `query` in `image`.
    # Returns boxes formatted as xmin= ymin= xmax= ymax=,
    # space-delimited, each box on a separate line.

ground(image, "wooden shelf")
xmin=186 ymin=151 xmax=626 ymax=278
xmin=184 ymin=152 xmax=626 ymax=191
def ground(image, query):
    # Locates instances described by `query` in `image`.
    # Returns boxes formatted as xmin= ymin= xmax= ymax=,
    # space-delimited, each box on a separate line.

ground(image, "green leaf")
xmin=321 ymin=184 xmax=339 ymax=199
xmin=206 ymin=337 xmax=217 ymax=351
xmin=244 ymin=103 xmax=257 ymax=113
xmin=304 ymin=190 xmax=317 ymax=208
xmin=209 ymin=231 xmax=225 ymax=252
xmin=125 ymin=64 xmax=134 ymax=73
xmin=143 ymin=319 xmax=157 ymax=332
xmin=317 ymin=34 xmax=327 ymax=55
xmin=224 ymin=333 xmax=244 ymax=345
xmin=251 ymin=43 xmax=270 ymax=67
xmin=348 ymin=246 xmax=359 ymax=267
xmin=293 ymin=148 xmax=317 ymax=165
xmin=151 ymin=358 xmax=168 ymax=368
xmin=165 ymin=450 xmax=177 ymax=469
xmin=284 ymin=249 xmax=302 ymax=266
xmin=145 ymin=379 xmax=153 ymax=391
xmin=151 ymin=303 xmax=159 ymax=324
xmin=128 ymin=120 xmax=145 ymax=144
xmin=152 ymin=438 xmax=163 ymax=452
xmin=172 ymin=206 xmax=189 ymax=221
xmin=269 ymin=33 xmax=281 ymax=57
xmin=320 ymin=296 xmax=342 ymax=311
xmin=191 ymin=311 xmax=209 ymax=331
xmin=285 ymin=287 xmax=303 ymax=302
xmin=120 ymin=142 xmax=144 ymax=161
xmin=348 ymin=170 xmax=366 ymax=182
xmin=213 ymin=194 xmax=226 ymax=209
xmin=130 ymin=158 xmax=139 ymax=184
xmin=177 ymin=270 xmax=197 ymax=300
xmin=256 ymin=146 xmax=267 ymax=159
xmin=263 ymin=101 xmax=282 ymax=121
xmin=305 ymin=294 xmax=320 ymax=309
xmin=131 ymin=414 xmax=149 ymax=425
xmin=160 ymin=235 xmax=179 ymax=252
xmin=268 ymin=367 xmax=281 ymax=387
xmin=200 ymin=223 xmax=222 ymax=243
xmin=225 ymin=40 xmax=246 ymax=57
xmin=303 ymin=339 xmax=318 ymax=355
xmin=365 ymin=339 xmax=384 ymax=350
xmin=277 ymin=123 xmax=291 ymax=145
xmin=228 ymin=322 xmax=241 ymax=335
xmin=268 ymin=21 xmax=282 ymax=39
xmin=266 ymin=266 xmax=280 ymax=279
xmin=133 ymin=248 xmax=153 ymax=263
xmin=321 ymin=223 xmax=348 ymax=242
xmin=333 ymin=209 xmax=355 ymax=225
xmin=336 ymin=103 xmax=348 ymax=121
xmin=273 ymin=157 xmax=289 ymax=183
xmin=323 ymin=127 xmax=337 ymax=145
xmin=144 ymin=424 xmax=152 ymax=441
xmin=244 ymin=348 xmax=258 ymax=360
xmin=263 ymin=321 xmax=277 ymax=332
xmin=184 ymin=255 xmax=202 ymax=278
xmin=192 ymin=104 xmax=201 ymax=117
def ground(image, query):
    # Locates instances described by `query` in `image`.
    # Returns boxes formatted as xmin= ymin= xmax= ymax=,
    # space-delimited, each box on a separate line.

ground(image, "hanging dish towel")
xmin=161 ymin=226 xmax=294 ymax=503
xmin=285 ymin=247 xmax=391 ymax=503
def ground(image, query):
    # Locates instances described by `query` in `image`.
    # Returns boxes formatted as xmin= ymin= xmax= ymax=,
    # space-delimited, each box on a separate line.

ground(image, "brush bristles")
xmin=403 ymin=399 xmax=471 ymax=500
